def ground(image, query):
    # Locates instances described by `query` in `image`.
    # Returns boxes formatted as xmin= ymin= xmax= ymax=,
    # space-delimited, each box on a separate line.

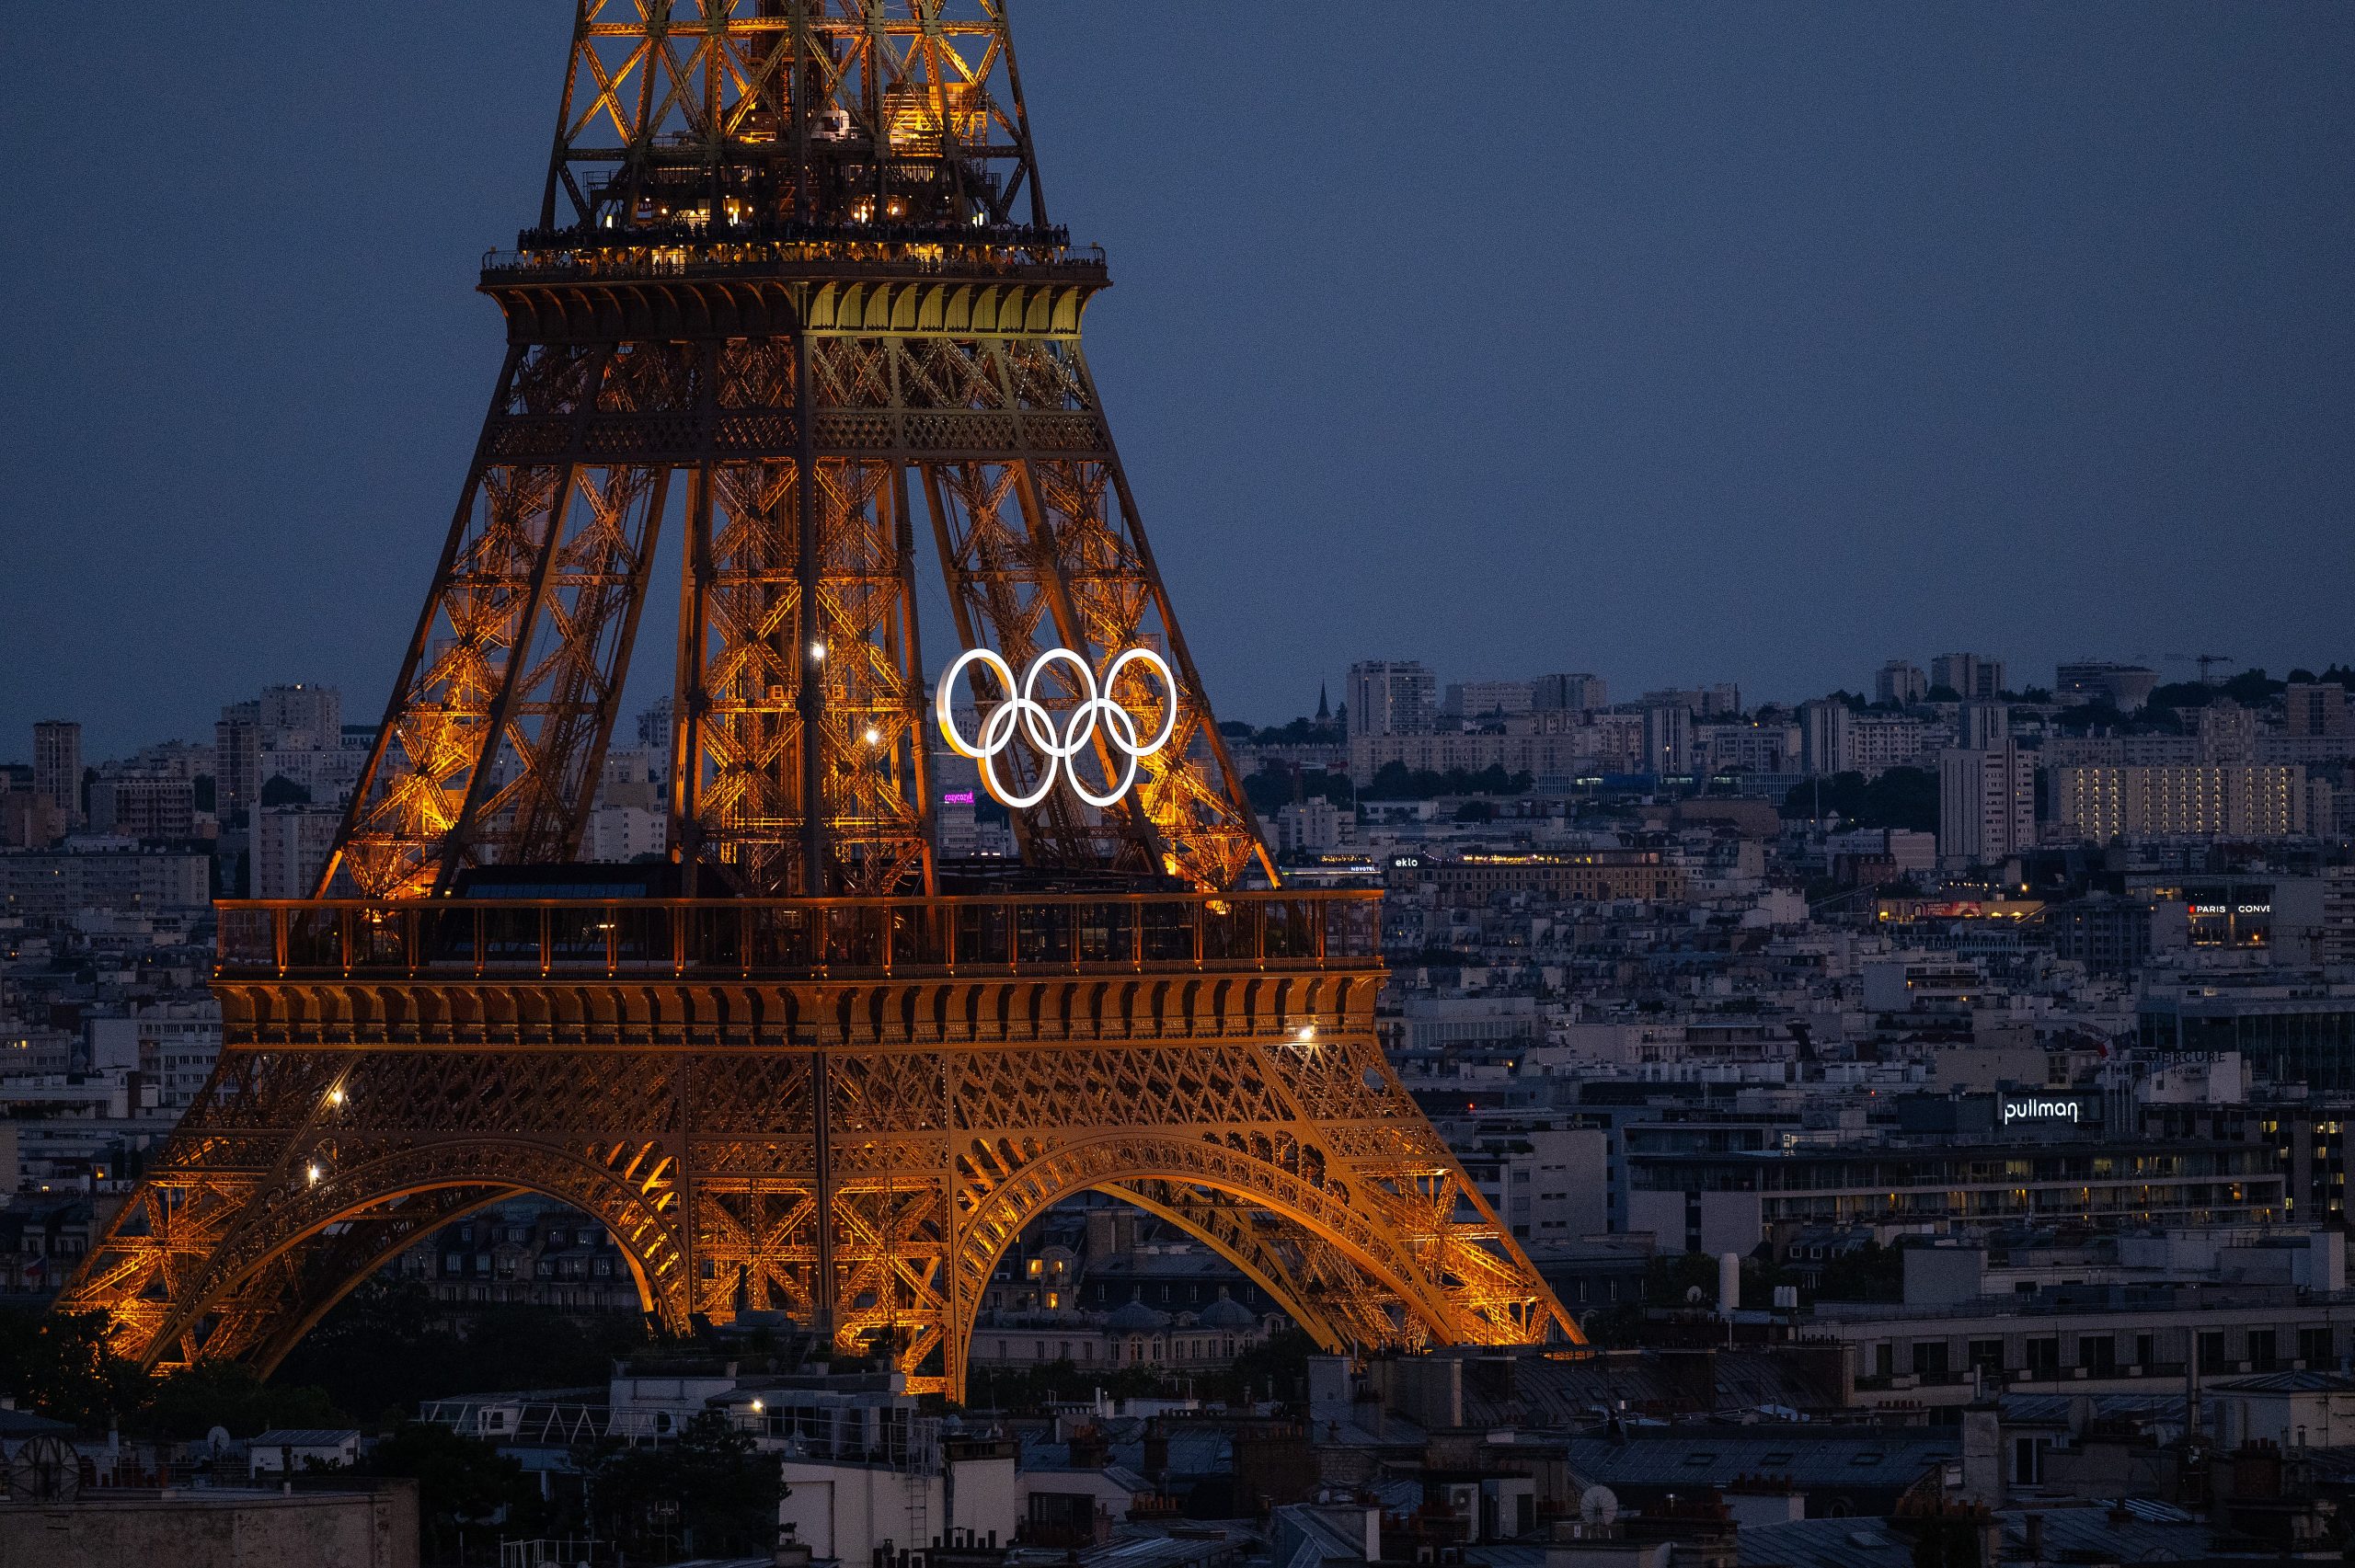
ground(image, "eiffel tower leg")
xmin=59 ymin=1019 xmax=716 ymax=1368
xmin=991 ymin=338 xmax=1270 ymax=887
xmin=1098 ymin=1182 xmax=1429 ymax=1352
xmin=1093 ymin=1183 xmax=1357 ymax=1347
xmin=199 ymin=1185 xmax=523 ymax=1371
xmin=924 ymin=457 xmax=1108 ymax=867
xmin=928 ymin=975 xmax=1578 ymax=1399
xmin=903 ymin=332 xmax=1269 ymax=887
xmin=327 ymin=339 xmax=674 ymax=897
xmin=63 ymin=1125 xmax=699 ymax=1373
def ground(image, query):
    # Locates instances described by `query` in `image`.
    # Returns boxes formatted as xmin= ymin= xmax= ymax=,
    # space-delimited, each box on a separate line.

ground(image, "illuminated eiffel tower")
xmin=61 ymin=1 xmax=1578 ymax=1394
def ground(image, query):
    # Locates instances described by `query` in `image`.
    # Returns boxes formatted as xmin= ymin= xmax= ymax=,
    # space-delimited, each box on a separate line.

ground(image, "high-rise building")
xmin=1694 ymin=720 xmax=1800 ymax=775
xmin=1531 ymin=673 xmax=1607 ymax=713
xmin=2053 ymin=764 xmax=2310 ymax=841
xmin=121 ymin=739 xmax=214 ymax=782
xmin=584 ymin=803 xmax=668 ymax=863
xmin=1641 ymin=685 xmax=1741 ymax=718
xmin=1642 ymin=704 xmax=1693 ymax=775
xmin=1798 ymin=700 xmax=1850 ymax=777
xmin=253 ymin=803 xmax=347 ymax=899
xmin=1875 ymin=661 xmax=1927 ymax=705
xmin=2324 ymin=866 xmax=2355 ymax=968
xmin=1347 ymin=661 xmax=1436 ymax=739
xmin=31 ymin=721 xmax=82 ymax=830
xmin=0 ymin=791 xmax=63 ymax=849
xmin=2198 ymin=702 xmax=2257 ymax=765
xmin=637 ymin=697 xmax=675 ymax=757
xmin=88 ymin=775 xmax=197 ymax=840
xmin=1958 ymin=701 xmax=2009 ymax=750
xmin=258 ymin=684 xmax=342 ymax=750
xmin=2056 ymin=661 xmax=2159 ymax=712
xmin=1938 ymin=742 xmax=2034 ymax=866
xmin=1442 ymin=681 xmax=1534 ymax=720
xmin=258 ymin=741 xmax=370 ymax=809
xmin=1577 ymin=712 xmax=1645 ymax=774
xmin=2286 ymin=682 xmax=2351 ymax=738
xmin=214 ymin=702 xmax=262 ymax=820
xmin=1803 ymin=702 xmax=1931 ymax=778
xmin=934 ymin=794 xmax=980 ymax=859
xmin=1848 ymin=715 xmax=1930 ymax=775
xmin=1274 ymin=798 xmax=1350 ymax=854
xmin=0 ymin=848 xmax=210 ymax=915
xmin=1930 ymin=654 xmax=2005 ymax=702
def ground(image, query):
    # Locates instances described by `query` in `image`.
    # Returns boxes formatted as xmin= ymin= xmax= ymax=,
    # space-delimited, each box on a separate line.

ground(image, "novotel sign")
xmin=2001 ymin=1094 xmax=2085 ymax=1128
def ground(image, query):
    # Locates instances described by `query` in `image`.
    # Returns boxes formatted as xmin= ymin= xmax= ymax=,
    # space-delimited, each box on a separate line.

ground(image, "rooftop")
xmin=1563 ymin=1431 xmax=1959 ymax=1490
xmin=2208 ymin=1369 xmax=2355 ymax=1394
xmin=1461 ymin=1350 xmax=1845 ymax=1425
xmin=1740 ymin=1508 xmax=2221 ymax=1568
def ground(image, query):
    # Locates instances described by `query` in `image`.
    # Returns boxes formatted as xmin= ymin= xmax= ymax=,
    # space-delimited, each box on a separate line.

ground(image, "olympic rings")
xmin=936 ymin=646 xmax=1179 ymax=809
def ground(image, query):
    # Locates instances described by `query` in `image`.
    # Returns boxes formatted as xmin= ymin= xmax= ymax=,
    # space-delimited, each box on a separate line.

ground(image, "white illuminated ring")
xmin=936 ymin=646 xmax=1178 ymax=809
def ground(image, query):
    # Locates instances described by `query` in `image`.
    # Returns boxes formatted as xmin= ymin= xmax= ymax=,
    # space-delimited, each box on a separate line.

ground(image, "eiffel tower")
xmin=61 ymin=1 xmax=1578 ymax=1395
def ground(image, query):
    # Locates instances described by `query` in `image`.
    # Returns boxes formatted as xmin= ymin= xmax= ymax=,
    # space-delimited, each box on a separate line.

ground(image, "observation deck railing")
xmin=481 ymin=233 xmax=1106 ymax=285
xmin=214 ymin=890 xmax=1381 ymax=984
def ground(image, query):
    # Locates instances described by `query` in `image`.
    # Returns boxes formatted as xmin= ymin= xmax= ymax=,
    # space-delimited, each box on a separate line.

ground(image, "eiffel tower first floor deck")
xmin=57 ymin=894 xmax=1582 ymax=1396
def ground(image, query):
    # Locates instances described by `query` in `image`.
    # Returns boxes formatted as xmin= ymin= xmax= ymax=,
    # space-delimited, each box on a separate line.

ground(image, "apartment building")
xmin=1395 ymin=852 xmax=1687 ymax=906
xmin=1939 ymin=743 xmax=2035 ymax=865
xmin=1347 ymin=660 xmax=1437 ymax=738
xmin=2054 ymin=764 xmax=2309 ymax=840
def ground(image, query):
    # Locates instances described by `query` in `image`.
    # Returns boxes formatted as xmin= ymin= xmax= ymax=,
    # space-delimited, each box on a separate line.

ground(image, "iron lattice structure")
xmin=61 ymin=1 xmax=1579 ymax=1393
xmin=319 ymin=0 xmax=1266 ymax=899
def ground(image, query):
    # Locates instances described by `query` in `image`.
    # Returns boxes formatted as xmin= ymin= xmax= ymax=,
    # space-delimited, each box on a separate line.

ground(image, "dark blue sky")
xmin=5 ymin=5 xmax=2350 ymax=760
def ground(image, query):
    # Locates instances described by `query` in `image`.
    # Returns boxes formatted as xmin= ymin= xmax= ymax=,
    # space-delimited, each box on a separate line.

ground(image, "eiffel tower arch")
xmin=61 ymin=2 xmax=1579 ymax=1396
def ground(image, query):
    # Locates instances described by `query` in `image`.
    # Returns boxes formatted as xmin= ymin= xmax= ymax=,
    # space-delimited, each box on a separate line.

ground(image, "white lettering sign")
xmin=2002 ymin=1096 xmax=2081 ymax=1127
xmin=936 ymin=647 xmax=1177 ymax=810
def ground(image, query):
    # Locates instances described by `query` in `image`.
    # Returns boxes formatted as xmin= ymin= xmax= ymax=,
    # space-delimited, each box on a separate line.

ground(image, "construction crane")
xmin=2166 ymin=653 xmax=2237 ymax=686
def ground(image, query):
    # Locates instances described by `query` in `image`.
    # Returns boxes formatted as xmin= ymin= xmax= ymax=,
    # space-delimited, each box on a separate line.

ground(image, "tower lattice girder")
xmin=323 ymin=279 xmax=1270 ymax=898
xmin=317 ymin=0 xmax=1270 ymax=900
xmin=63 ymin=0 xmax=1580 ymax=1384
xmin=60 ymin=910 xmax=1577 ymax=1396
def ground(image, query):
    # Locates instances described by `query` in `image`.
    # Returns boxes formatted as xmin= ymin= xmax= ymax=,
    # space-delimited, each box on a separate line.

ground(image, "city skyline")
xmin=6 ymin=5 xmax=2352 ymax=758
xmin=9 ymin=7 xmax=2355 ymax=1539
xmin=14 ymin=647 xmax=2355 ymax=771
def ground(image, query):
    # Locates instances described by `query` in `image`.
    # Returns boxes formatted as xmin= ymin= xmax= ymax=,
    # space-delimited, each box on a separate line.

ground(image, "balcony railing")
xmin=214 ymin=891 xmax=1382 ymax=983
xmin=481 ymin=232 xmax=1105 ymax=284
